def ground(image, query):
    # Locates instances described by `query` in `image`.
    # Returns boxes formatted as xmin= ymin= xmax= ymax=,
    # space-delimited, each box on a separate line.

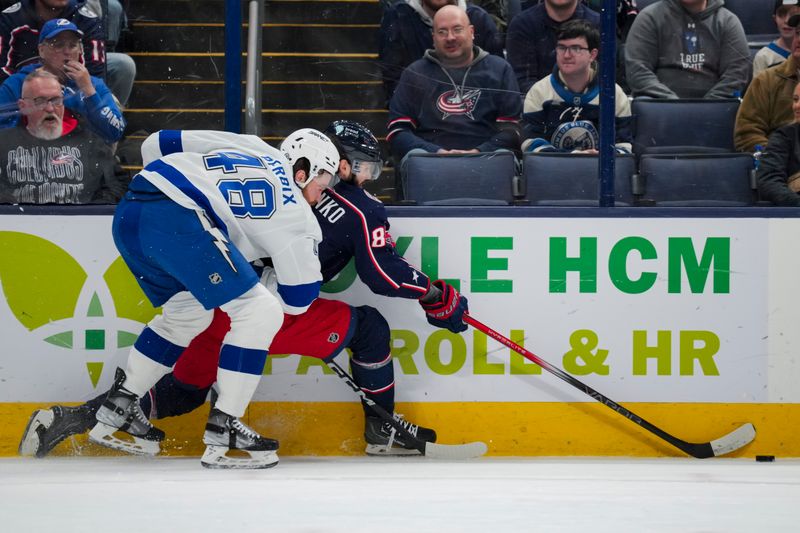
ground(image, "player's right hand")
xmin=419 ymin=280 xmax=469 ymax=333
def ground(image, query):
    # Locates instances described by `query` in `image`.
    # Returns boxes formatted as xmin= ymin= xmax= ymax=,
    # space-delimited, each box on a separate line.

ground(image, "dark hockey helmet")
xmin=324 ymin=120 xmax=383 ymax=181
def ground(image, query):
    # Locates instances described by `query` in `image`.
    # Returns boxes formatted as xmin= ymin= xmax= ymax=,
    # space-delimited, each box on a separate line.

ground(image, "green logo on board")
xmin=0 ymin=231 xmax=159 ymax=387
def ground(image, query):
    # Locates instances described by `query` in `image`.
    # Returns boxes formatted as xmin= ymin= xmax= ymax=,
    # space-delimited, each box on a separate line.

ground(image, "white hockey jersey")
xmin=137 ymin=129 xmax=322 ymax=314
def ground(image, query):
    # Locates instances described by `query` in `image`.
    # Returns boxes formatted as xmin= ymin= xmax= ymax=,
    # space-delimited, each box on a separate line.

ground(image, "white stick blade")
xmin=710 ymin=423 xmax=756 ymax=457
xmin=424 ymin=441 xmax=488 ymax=460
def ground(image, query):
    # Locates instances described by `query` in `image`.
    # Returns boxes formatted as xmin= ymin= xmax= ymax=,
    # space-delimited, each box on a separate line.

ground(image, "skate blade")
xmin=365 ymin=443 xmax=423 ymax=456
xmin=18 ymin=409 xmax=54 ymax=457
xmin=88 ymin=422 xmax=160 ymax=456
xmin=200 ymin=445 xmax=279 ymax=469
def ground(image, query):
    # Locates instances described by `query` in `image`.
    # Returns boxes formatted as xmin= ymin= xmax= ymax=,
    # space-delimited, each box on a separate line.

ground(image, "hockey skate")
xmin=364 ymin=413 xmax=437 ymax=456
xmin=18 ymin=405 xmax=95 ymax=458
xmin=200 ymin=407 xmax=279 ymax=469
xmin=88 ymin=368 xmax=165 ymax=456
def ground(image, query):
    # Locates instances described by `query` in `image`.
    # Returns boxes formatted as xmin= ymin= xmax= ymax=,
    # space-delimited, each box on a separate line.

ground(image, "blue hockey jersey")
xmin=313 ymin=180 xmax=430 ymax=299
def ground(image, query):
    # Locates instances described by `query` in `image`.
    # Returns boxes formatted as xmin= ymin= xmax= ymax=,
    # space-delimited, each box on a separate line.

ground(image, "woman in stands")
xmin=756 ymin=81 xmax=800 ymax=206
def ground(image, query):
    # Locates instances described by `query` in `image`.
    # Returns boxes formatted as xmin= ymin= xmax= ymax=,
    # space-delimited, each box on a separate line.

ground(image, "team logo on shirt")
xmin=437 ymin=88 xmax=481 ymax=119
xmin=328 ymin=332 xmax=340 ymax=343
xmin=51 ymin=153 xmax=75 ymax=165
xmin=209 ymin=273 xmax=222 ymax=284
xmin=551 ymin=120 xmax=599 ymax=151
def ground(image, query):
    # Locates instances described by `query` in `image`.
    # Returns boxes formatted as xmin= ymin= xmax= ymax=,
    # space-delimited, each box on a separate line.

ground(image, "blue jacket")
xmin=378 ymin=1 xmax=503 ymax=105
xmin=506 ymin=3 xmax=601 ymax=94
xmin=0 ymin=0 xmax=105 ymax=81
xmin=387 ymin=47 xmax=522 ymax=160
xmin=0 ymin=63 xmax=125 ymax=143
xmin=314 ymin=179 xmax=431 ymax=300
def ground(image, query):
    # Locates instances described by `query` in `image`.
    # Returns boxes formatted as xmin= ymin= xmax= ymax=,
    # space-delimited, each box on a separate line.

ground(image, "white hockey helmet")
xmin=280 ymin=128 xmax=340 ymax=189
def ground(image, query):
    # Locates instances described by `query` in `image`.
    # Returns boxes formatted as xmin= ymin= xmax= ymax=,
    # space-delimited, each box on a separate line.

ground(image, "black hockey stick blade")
xmin=326 ymin=359 xmax=488 ymax=459
xmin=464 ymin=314 xmax=756 ymax=459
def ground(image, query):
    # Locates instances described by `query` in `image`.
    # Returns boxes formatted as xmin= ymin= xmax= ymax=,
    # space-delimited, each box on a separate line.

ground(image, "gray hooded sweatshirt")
xmin=624 ymin=0 xmax=750 ymax=99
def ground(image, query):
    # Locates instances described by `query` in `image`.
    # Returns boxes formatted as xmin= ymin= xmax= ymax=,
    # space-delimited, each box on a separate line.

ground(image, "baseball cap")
xmin=38 ymin=18 xmax=84 ymax=44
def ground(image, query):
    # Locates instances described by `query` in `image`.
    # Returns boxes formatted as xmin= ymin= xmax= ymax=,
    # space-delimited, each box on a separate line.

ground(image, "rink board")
xmin=0 ymin=207 xmax=799 ymax=457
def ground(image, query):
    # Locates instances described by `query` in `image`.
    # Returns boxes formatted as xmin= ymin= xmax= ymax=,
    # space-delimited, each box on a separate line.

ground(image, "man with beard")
xmin=0 ymin=18 xmax=125 ymax=144
xmin=387 ymin=5 xmax=521 ymax=178
xmin=0 ymin=69 xmax=126 ymax=203
xmin=378 ymin=0 xmax=502 ymax=105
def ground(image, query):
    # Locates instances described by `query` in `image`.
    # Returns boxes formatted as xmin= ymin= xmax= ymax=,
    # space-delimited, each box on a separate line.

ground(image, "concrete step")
xmin=129 ymin=22 xmax=379 ymax=54
xmin=129 ymin=0 xmax=381 ymax=25
xmin=124 ymin=109 xmax=388 ymax=137
xmin=128 ymin=52 xmax=380 ymax=82
xmin=130 ymin=80 xmax=384 ymax=110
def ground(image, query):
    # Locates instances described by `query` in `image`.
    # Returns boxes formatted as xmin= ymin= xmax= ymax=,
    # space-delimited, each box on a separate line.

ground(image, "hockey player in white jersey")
xmin=88 ymin=129 xmax=339 ymax=469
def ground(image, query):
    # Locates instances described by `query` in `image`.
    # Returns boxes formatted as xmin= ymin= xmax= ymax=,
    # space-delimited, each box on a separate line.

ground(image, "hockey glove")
xmin=419 ymin=280 xmax=469 ymax=333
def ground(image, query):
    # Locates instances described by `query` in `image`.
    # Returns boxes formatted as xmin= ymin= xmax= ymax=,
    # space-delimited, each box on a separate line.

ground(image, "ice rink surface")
xmin=1 ymin=456 xmax=798 ymax=532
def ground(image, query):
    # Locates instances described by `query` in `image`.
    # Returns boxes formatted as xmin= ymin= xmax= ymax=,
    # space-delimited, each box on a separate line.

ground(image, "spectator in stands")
xmin=387 ymin=5 xmax=521 ymax=175
xmin=378 ymin=0 xmax=503 ymax=105
xmin=521 ymin=19 xmax=632 ymax=154
xmin=0 ymin=0 xmax=135 ymax=108
xmin=0 ymin=18 xmax=125 ymax=144
xmin=469 ymin=0 xmax=507 ymax=34
xmin=583 ymin=0 xmax=639 ymax=92
xmin=753 ymin=1 xmax=800 ymax=78
xmin=86 ymin=0 xmax=135 ymax=106
xmin=756 ymin=81 xmax=800 ymax=206
xmin=0 ymin=70 xmax=126 ymax=204
xmin=735 ymin=14 xmax=800 ymax=153
xmin=624 ymin=0 xmax=750 ymax=99
xmin=506 ymin=0 xmax=600 ymax=94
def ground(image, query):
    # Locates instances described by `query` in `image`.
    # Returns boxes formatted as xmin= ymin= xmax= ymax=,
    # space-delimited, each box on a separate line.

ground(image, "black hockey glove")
xmin=419 ymin=280 xmax=469 ymax=333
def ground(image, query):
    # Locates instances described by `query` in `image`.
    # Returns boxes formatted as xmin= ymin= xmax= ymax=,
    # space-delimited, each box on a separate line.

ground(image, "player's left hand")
xmin=419 ymin=280 xmax=469 ymax=333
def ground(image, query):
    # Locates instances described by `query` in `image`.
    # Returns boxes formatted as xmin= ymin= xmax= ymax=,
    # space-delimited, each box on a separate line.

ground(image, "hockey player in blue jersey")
xmin=88 ymin=128 xmax=339 ymax=469
xmin=318 ymin=119 xmax=469 ymax=335
xmin=19 ymin=122 xmax=471 ymax=459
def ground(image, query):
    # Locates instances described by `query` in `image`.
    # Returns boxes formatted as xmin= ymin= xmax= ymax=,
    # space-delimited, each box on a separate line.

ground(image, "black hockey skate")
xmin=364 ymin=413 xmax=437 ymax=456
xmin=88 ymin=368 xmax=165 ymax=456
xmin=18 ymin=404 xmax=95 ymax=458
xmin=201 ymin=407 xmax=279 ymax=469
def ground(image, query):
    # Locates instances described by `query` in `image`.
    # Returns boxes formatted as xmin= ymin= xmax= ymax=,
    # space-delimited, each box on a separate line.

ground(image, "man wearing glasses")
xmin=387 ymin=5 xmax=521 ymax=179
xmin=521 ymin=19 xmax=632 ymax=154
xmin=0 ymin=69 xmax=126 ymax=203
xmin=0 ymin=18 xmax=125 ymax=144
xmin=378 ymin=0 xmax=502 ymax=105
xmin=506 ymin=0 xmax=600 ymax=94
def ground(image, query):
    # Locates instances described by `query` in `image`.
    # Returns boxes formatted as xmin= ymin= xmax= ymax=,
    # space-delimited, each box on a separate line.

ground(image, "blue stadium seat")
xmin=637 ymin=153 xmax=756 ymax=206
xmin=724 ymin=0 xmax=776 ymax=38
xmin=403 ymin=152 xmax=517 ymax=205
xmin=636 ymin=0 xmax=661 ymax=11
xmin=523 ymin=153 xmax=636 ymax=206
xmin=631 ymin=98 xmax=740 ymax=157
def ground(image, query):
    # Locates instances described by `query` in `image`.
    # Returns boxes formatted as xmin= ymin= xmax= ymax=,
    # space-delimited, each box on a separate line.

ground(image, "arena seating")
xmin=631 ymin=98 xmax=740 ymax=157
xmin=636 ymin=153 xmax=756 ymax=206
xmin=402 ymin=152 xmax=517 ymax=205
xmin=523 ymin=153 xmax=636 ymax=206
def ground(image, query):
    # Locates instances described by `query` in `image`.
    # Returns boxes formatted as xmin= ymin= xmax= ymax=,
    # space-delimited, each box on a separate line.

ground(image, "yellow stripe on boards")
xmin=1 ymin=402 xmax=795 ymax=458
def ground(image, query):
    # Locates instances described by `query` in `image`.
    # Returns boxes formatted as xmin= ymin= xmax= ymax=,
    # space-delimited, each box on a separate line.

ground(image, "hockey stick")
xmin=464 ymin=314 xmax=756 ymax=458
xmin=325 ymin=358 xmax=488 ymax=460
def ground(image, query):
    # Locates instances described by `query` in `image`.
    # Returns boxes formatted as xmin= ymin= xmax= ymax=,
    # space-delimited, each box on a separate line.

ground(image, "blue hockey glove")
xmin=419 ymin=280 xmax=469 ymax=333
